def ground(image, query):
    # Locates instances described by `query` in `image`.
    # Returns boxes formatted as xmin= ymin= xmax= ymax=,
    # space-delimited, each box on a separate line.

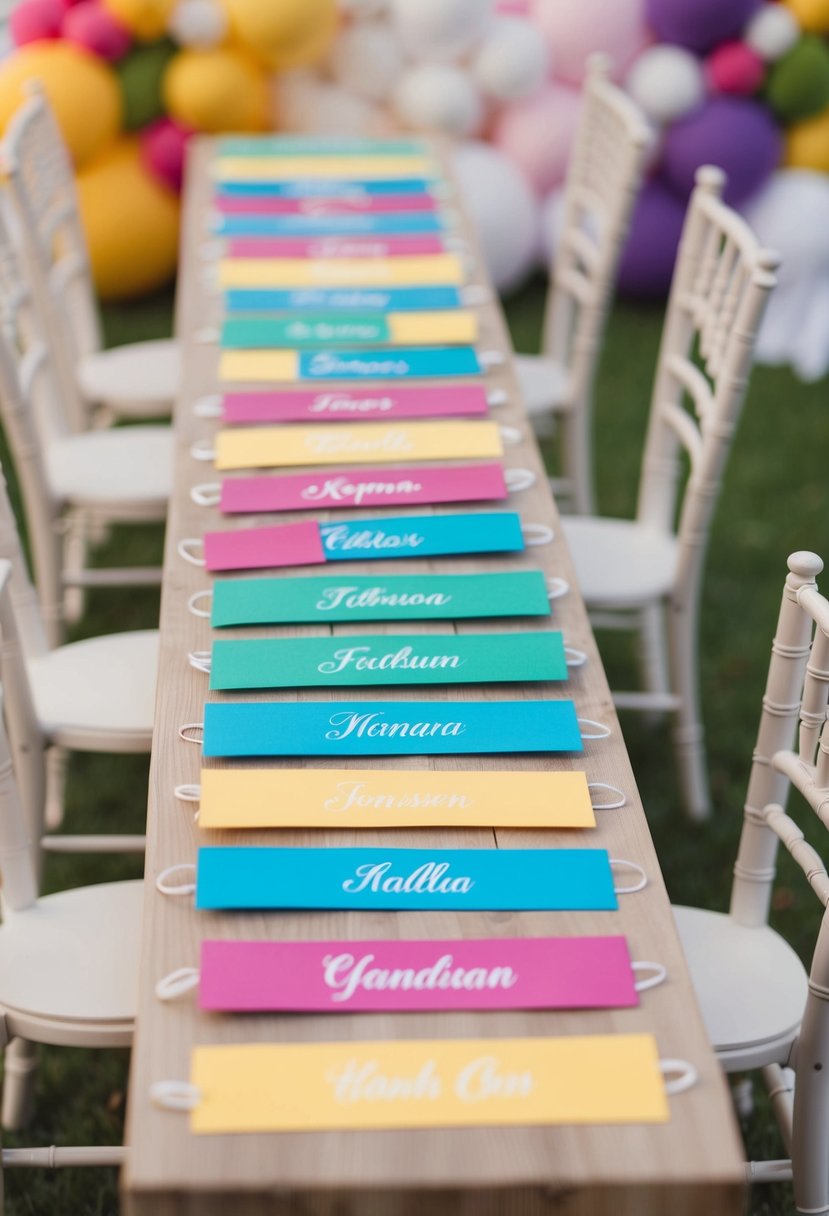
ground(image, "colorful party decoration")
xmin=786 ymin=103 xmax=829 ymax=169
xmin=222 ymin=0 xmax=338 ymax=70
xmin=783 ymin=0 xmax=829 ymax=33
xmin=626 ymin=45 xmax=706 ymax=123
xmin=645 ymin=0 xmax=763 ymax=53
xmin=62 ymin=2 xmax=133 ymax=61
xmin=163 ymin=45 xmax=270 ymax=132
xmin=764 ymin=34 xmax=829 ymax=119
xmin=531 ymin=0 xmax=649 ymax=83
xmin=706 ymin=40 xmax=766 ymax=95
xmin=102 ymin=0 xmax=176 ymax=40
xmin=116 ymin=38 xmax=175 ymax=128
xmin=662 ymin=96 xmax=783 ymax=204
xmin=10 ymin=0 xmax=64 ymax=46
xmin=617 ymin=179 xmax=687 ymax=299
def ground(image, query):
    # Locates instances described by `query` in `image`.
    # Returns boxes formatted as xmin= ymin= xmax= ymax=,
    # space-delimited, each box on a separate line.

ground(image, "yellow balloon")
xmin=76 ymin=137 xmax=180 ymax=301
xmin=223 ymin=0 xmax=338 ymax=69
xmin=163 ymin=46 xmax=270 ymax=132
xmin=782 ymin=0 xmax=829 ymax=33
xmin=0 ymin=43 xmax=120 ymax=169
xmin=101 ymin=0 xmax=177 ymax=41
xmin=786 ymin=104 xmax=829 ymax=172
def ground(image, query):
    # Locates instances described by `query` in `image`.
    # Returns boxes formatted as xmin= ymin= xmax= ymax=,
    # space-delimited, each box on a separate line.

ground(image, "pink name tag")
xmin=222 ymin=385 xmax=489 ymax=425
xmin=220 ymin=462 xmax=507 ymax=514
xmin=227 ymin=235 xmax=446 ymax=259
xmin=198 ymin=936 xmax=640 ymax=1012
xmin=203 ymin=520 xmax=323 ymax=571
xmin=216 ymin=195 xmax=438 ymax=216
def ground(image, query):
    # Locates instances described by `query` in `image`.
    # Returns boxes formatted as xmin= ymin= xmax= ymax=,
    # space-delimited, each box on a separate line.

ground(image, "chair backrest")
xmin=1 ymin=89 xmax=99 ymax=432
xmin=636 ymin=166 xmax=779 ymax=608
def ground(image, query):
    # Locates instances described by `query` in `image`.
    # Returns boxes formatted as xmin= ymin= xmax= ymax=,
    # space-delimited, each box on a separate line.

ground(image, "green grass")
xmin=3 ymin=276 xmax=828 ymax=1214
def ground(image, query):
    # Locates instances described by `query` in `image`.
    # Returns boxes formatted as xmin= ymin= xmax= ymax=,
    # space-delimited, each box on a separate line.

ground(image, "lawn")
xmin=2 ymin=275 xmax=827 ymax=1215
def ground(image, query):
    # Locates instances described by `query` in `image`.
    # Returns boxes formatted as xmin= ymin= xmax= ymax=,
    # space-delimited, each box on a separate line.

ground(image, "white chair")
xmin=561 ymin=166 xmax=779 ymax=819
xmin=673 ymin=550 xmax=829 ymax=1213
xmin=515 ymin=54 xmax=653 ymax=514
xmin=0 ymin=560 xmax=140 ymax=1150
xmin=0 ymin=204 xmax=171 ymax=643
xmin=1 ymin=89 xmax=179 ymax=428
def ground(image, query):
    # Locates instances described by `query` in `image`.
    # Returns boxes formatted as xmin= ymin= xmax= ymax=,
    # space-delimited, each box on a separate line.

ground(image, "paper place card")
xmin=219 ymin=345 xmax=481 ymax=383
xmin=217 ymin=178 xmax=434 ymax=199
xmin=217 ymin=137 xmax=428 ymax=157
xmin=220 ymin=312 xmax=477 ymax=350
xmin=217 ymin=194 xmax=439 ymax=216
xmin=194 ymin=846 xmax=615 ymax=910
xmin=218 ymin=384 xmax=488 ymax=424
xmin=218 ymin=463 xmax=507 ymax=514
xmin=201 ymin=698 xmax=583 ymax=757
xmin=213 ymin=154 xmax=438 ymax=181
xmin=197 ymin=768 xmax=594 ymax=830
xmin=186 ymin=1035 xmax=669 ymax=1133
xmin=226 ymin=235 xmax=448 ymax=259
xmin=223 ymin=286 xmax=463 ymax=315
xmin=218 ymin=252 xmax=464 ymax=288
xmin=208 ymin=631 xmax=568 ymax=691
xmin=213 ymin=421 xmax=501 ymax=469
xmin=201 ymin=512 xmax=524 ymax=572
xmin=209 ymin=571 xmax=552 ymax=627
xmin=197 ymin=935 xmax=635 ymax=1012
xmin=215 ymin=212 xmax=445 ymax=237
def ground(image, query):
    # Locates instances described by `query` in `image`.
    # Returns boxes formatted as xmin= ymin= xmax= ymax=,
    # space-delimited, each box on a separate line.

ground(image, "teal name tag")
xmin=222 ymin=314 xmax=390 ymax=349
xmin=208 ymin=631 xmax=568 ymax=691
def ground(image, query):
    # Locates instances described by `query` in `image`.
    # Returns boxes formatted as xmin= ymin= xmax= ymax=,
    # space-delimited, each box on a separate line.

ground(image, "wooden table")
xmin=122 ymin=138 xmax=746 ymax=1216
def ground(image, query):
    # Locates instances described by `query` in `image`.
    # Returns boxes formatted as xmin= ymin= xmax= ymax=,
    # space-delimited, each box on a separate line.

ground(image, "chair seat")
xmin=674 ymin=904 xmax=807 ymax=1063
xmin=28 ymin=629 xmax=159 ymax=750
xmin=77 ymin=339 xmax=181 ymax=418
xmin=0 ymin=880 xmax=141 ymax=1029
xmin=561 ymin=516 xmax=679 ymax=607
xmin=514 ymin=354 xmax=569 ymax=417
xmin=45 ymin=426 xmax=173 ymax=506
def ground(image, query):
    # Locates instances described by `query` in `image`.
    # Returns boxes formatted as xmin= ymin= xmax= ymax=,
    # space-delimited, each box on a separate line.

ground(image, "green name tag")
xmin=222 ymin=314 xmax=390 ymax=349
xmin=210 ymin=571 xmax=552 ymax=627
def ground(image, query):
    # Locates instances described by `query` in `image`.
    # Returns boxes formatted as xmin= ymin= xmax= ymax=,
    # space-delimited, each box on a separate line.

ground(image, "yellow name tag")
xmin=198 ymin=769 xmax=596 ymax=830
xmin=218 ymin=254 xmax=465 ymax=289
xmin=189 ymin=1035 xmax=669 ymax=1133
xmin=214 ymin=155 xmax=438 ymax=181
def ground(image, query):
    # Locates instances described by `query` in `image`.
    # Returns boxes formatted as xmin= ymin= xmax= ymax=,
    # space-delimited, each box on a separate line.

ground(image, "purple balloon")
xmin=662 ymin=97 xmax=782 ymax=205
xmin=645 ymin=0 xmax=762 ymax=52
xmin=617 ymin=178 xmax=687 ymax=300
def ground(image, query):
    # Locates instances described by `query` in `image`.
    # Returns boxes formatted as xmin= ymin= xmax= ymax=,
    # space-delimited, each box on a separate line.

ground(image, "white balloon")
xmin=393 ymin=63 xmax=484 ymax=137
xmin=453 ymin=140 xmax=541 ymax=292
xmin=330 ymin=22 xmax=404 ymax=102
xmin=625 ymin=45 xmax=705 ymax=125
xmin=471 ymin=17 xmax=549 ymax=101
xmin=742 ymin=169 xmax=829 ymax=280
xmin=389 ymin=0 xmax=494 ymax=61
xmin=744 ymin=4 xmax=800 ymax=61
xmin=168 ymin=0 xmax=227 ymax=47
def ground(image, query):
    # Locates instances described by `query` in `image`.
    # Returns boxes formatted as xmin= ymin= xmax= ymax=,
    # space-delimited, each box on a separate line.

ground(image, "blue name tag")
xmin=224 ymin=287 xmax=463 ymax=313
xmin=215 ymin=213 xmax=445 ymax=237
xmin=320 ymin=512 xmax=524 ymax=561
xmin=298 ymin=346 xmax=479 ymax=380
xmin=194 ymin=846 xmax=617 ymax=911
xmin=216 ymin=179 xmax=435 ymax=198
xmin=201 ymin=698 xmax=584 ymax=758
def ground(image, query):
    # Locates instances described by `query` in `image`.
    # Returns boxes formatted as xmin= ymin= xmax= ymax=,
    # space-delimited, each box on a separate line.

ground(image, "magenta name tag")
xmin=226 ymin=235 xmax=446 ymax=259
xmin=222 ymin=385 xmax=489 ymax=425
xmin=220 ymin=462 xmax=507 ymax=514
xmin=216 ymin=194 xmax=438 ymax=216
xmin=203 ymin=520 xmax=323 ymax=571
xmin=198 ymin=935 xmax=639 ymax=1013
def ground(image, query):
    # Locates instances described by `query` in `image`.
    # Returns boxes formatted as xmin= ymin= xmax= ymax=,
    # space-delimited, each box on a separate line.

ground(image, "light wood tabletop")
xmin=122 ymin=137 xmax=746 ymax=1216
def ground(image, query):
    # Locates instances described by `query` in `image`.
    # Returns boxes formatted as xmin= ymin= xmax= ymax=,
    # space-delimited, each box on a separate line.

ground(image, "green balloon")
xmin=116 ymin=39 xmax=177 ymax=131
xmin=765 ymin=35 xmax=829 ymax=123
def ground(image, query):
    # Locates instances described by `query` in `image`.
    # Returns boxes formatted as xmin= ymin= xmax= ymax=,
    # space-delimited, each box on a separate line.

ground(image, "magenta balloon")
xmin=63 ymin=1 xmax=131 ymax=60
xmin=662 ymin=97 xmax=782 ymax=205
xmin=9 ymin=0 xmax=64 ymax=45
xmin=617 ymin=178 xmax=687 ymax=299
xmin=644 ymin=0 xmax=762 ymax=52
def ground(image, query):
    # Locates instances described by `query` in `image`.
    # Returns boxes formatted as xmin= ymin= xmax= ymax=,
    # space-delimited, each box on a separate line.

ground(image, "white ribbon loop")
xmin=178 ymin=539 xmax=206 ymax=568
xmin=187 ymin=589 xmax=213 ymax=618
xmin=188 ymin=650 xmax=212 ymax=674
xmin=522 ymin=523 xmax=554 ymax=547
xmin=632 ymin=961 xmax=668 ymax=993
xmin=193 ymin=327 xmax=219 ymax=345
xmin=174 ymin=783 xmax=201 ymax=803
xmin=178 ymin=723 xmax=204 ymax=744
xmin=587 ymin=782 xmax=626 ymax=810
xmin=610 ymin=858 xmax=648 ymax=895
xmin=150 ymin=1080 xmax=202 ymax=1112
xmin=499 ymin=424 xmax=522 ymax=447
xmin=462 ymin=284 xmax=490 ymax=306
xmin=504 ymin=468 xmax=535 ymax=493
xmin=155 ymin=863 xmax=197 ymax=897
xmin=155 ymin=967 xmax=201 ymax=1001
xmin=547 ymin=576 xmax=570 ymax=601
xmin=190 ymin=483 xmax=221 ymax=507
xmin=486 ymin=388 xmax=507 ymax=408
xmin=660 ymin=1059 xmax=698 ymax=1096
xmin=564 ymin=646 xmax=587 ymax=669
xmin=479 ymin=350 xmax=505 ymax=368
xmin=193 ymin=395 xmax=223 ymax=419
xmin=190 ymin=438 xmax=216 ymax=462
xmin=578 ymin=718 xmax=611 ymax=740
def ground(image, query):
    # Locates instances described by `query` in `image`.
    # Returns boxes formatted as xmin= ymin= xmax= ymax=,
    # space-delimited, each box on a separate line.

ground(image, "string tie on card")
xmin=187 ymin=590 xmax=213 ymax=618
xmin=174 ymin=784 xmax=201 ymax=803
xmin=499 ymin=424 xmax=522 ymax=447
xmin=504 ymin=468 xmax=535 ymax=493
xmin=178 ymin=723 xmax=204 ymax=744
xmin=150 ymin=1080 xmax=201 ymax=1112
xmin=547 ymin=576 xmax=570 ymax=601
xmin=609 ymin=858 xmax=648 ymax=894
xmin=522 ymin=523 xmax=554 ymax=547
xmin=564 ymin=646 xmax=587 ymax=669
xmin=155 ymin=967 xmax=200 ymax=1001
xmin=462 ymin=285 xmax=490 ymax=306
xmin=190 ymin=483 xmax=221 ymax=507
xmin=178 ymin=539 xmax=206 ymax=567
xmin=587 ymin=782 xmax=626 ymax=810
xmin=188 ymin=650 xmax=211 ymax=674
xmin=193 ymin=395 xmax=222 ymax=419
xmin=193 ymin=327 xmax=219 ymax=345
xmin=632 ymin=962 xmax=667 ymax=992
xmin=190 ymin=438 xmax=216 ymax=462
xmin=155 ymin=863 xmax=197 ymax=896
xmin=660 ymin=1060 xmax=698 ymax=1096
xmin=578 ymin=718 xmax=611 ymax=740
xmin=479 ymin=350 xmax=505 ymax=368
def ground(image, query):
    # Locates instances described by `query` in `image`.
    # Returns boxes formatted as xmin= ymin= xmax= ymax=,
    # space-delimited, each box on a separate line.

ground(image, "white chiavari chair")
xmin=562 ymin=165 xmax=779 ymax=819
xmin=515 ymin=54 xmax=653 ymax=514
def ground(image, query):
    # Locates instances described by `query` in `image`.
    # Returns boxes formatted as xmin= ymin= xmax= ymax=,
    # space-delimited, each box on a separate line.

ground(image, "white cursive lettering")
xmin=317 ymin=645 xmax=461 ymax=675
xmin=325 ymin=711 xmax=465 ymax=740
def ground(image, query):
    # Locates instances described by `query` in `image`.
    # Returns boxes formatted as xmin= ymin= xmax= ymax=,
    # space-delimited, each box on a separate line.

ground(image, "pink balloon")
xmin=493 ymin=83 xmax=582 ymax=194
xmin=706 ymin=41 xmax=766 ymax=95
xmin=140 ymin=118 xmax=193 ymax=195
xmin=62 ymin=1 xmax=131 ymax=60
xmin=10 ymin=0 xmax=65 ymax=45
xmin=530 ymin=0 xmax=649 ymax=83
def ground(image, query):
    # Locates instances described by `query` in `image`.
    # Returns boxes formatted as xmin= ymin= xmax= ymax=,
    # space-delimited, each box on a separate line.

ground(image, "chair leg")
xmin=667 ymin=600 xmax=711 ymax=820
xmin=62 ymin=509 xmax=89 ymax=627
xmin=636 ymin=603 xmax=671 ymax=721
xmin=561 ymin=402 xmax=595 ymax=518
xmin=1 ymin=1040 xmax=38 ymax=1132
xmin=45 ymin=746 xmax=68 ymax=831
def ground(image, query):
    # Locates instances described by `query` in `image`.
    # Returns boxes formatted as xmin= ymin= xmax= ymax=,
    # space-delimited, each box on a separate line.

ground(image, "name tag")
xmin=201 ymin=698 xmax=582 ymax=757
xmin=220 ymin=311 xmax=477 ymax=349
xmin=218 ymin=197 xmax=439 ymax=220
xmin=225 ymin=236 xmax=448 ymax=260
xmin=217 ymin=178 xmax=434 ymax=199
xmin=209 ymin=570 xmax=552 ymax=627
xmin=215 ymin=211 xmax=445 ymax=237
xmin=217 ymin=137 xmax=428 ymax=157
xmin=214 ymin=154 xmax=438 ymax=181
xmin=223 ymin=287 xmax=462 ymax=316
xmin=218 ymin=252 xmax=465 ymax=289
xmin=219 ymin=384 xmax=488 ymax=424
xmin=219 ymin=345 xmax=480 ymax=382
xmin=208 ymin=631 xmax=568 ymax=690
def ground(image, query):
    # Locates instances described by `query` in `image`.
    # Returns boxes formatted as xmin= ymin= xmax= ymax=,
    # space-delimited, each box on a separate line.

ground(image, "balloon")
xmin=63 ymin=1 xmax=133 ymax=59
xmin=453 ymin=141 xmax=540 ymax=292
xmin=625 ymin=44 xmax=705 ymax=123
xmin=531 ymin=0 xmax=649 ymax=83
xmin=0 ymin=43 xmax=121 ymax=167
xmin=471 ymin=17 xmax=550 ymax=101
xmin=167 ymin=0 xmax=227 ymax=47
xmin=662 ymin=97 xmax=783 ymax=204
xmin=116 ymin=38 xmax=175 ymax=128
xmin=393 ymin=64 xmax=483 ymax=138
xmin=140 ymin=115 xmax=191 ymax=191
xmin=764 ymin=35 xmax=829 ymax=121
xmin=163 ymin=45 xmax=270 ymax=131
xmin=10 ymin=0 xmax=65 ymax=45
xmin=76 ymin=136 xmax=179 ymax=299
xmin=492 ymin=82 xmax=581 ymax=194
xmin=782 ymin=0 xmax=829 ymax=33
xmin=276 ymin=76 xmax=390 ymax=136
xmin=617 ymin=178 xmax=687 ymax=299
xmin=102 ymin=0 xmax=175 ymax=40
xmin=645 ymin=0 xmax=763 ymax=52
xmin=745 ymin=4 xmax=800 ymax=59
xmin=329 ymin=22 xmax=404 ymax=103
xmin=389 ymin=0 xmax=494 ymax=60
xmin=706 ymin=41 xmax=766 ymax=95
xmin=786 ymin=104 xmax=829 ymax=172
xmin=222 ymin=0 xmax=338 ymax=70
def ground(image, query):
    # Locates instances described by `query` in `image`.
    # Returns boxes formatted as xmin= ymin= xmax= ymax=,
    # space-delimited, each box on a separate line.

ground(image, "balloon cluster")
xmin=0 ymin=0 xmax=337 ymax=298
